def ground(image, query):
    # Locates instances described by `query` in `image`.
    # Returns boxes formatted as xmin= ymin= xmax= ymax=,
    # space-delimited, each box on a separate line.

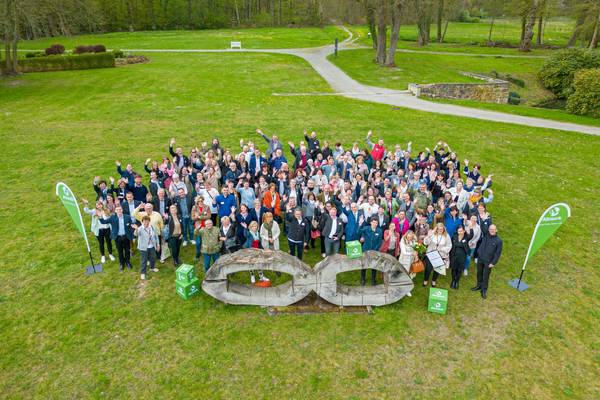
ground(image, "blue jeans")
xmin=465 ymin=248 xmax=475 ymax=271
xmin=195 ymin=234 xmax=202 ymax=258
xmin=182 ymin=216 xmax=193 ymax=242
xmin=203 ymin=253 xmax=219 ymax=272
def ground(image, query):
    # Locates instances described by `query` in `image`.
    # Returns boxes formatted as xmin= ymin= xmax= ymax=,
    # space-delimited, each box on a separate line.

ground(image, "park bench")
xmin=230 ymin=41 xmax=242 ymax=49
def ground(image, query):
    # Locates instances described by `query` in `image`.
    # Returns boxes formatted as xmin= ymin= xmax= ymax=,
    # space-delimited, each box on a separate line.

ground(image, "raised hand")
xmin=115 ymin=160 xmax=121 ymax=166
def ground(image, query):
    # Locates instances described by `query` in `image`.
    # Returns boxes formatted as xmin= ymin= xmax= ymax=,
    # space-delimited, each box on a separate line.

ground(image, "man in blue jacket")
xmin=116 ymin=160 xmax=136 ymax=187
xmin=99 ymin=205 xmax=135 ymax=271
xmin=215 ymin=186 xmax=237 ymax=220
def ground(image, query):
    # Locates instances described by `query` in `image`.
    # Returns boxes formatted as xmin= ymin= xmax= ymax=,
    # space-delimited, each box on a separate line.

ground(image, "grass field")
xmin=17 ymin=25 xmax=344 ymax=51
xmin=350 ymin=18 xmax=576 ymax=50
xmin=1 ymin=35 xmax=600 ymax=399
xmin=329 ymin=49 xmax=600 ymax=126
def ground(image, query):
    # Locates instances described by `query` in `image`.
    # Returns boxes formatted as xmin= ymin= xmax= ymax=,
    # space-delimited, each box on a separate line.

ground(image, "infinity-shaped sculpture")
xmin=202 ymin=248 xmax=414 ymax=306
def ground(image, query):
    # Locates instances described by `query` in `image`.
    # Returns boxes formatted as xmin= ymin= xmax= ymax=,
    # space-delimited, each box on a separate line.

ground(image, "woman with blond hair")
xmin=260 ymin=212 xmax=280 ymax=251
xmin=243 ymin=221 xmax=261 ymax=249
xmin=82 ymin=197 xmax=115 ymax=264
xmin=422 ymin=222 xmax=452 ymax=287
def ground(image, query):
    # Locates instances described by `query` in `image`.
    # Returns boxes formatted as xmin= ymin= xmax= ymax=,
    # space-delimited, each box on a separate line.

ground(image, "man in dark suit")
xmin=173 ymin=188 xmax=194 ymax=246
xmin=472 ymin=224 xmax=503 ymax=299
xmin=148 ymin=171 xmax=164 ymax=198
xmin=121 ymin=192 xmax=142 ymax=217
xmin=320 ymin=207 xmax=344 ymax=256
xmin=375 ymin=206 xmax=390 ymax=232
xmin=340 ymin=201 xmax=364 ymax=242
xmin=285 ymin=206 xmax=309 ymax=260
xmin=152 ymin=188 xmax=171 ymax=221
xmin=99 ymin=205 xmax=135 ymax=270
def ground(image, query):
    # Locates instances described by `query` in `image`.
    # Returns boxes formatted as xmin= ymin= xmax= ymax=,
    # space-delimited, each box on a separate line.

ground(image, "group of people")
xmin=82 ymin=129 xmax=502 ymax=298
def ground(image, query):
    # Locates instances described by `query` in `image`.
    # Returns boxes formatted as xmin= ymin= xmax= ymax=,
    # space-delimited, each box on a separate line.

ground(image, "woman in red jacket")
xmin=262 ymin=183 xmax=281 ymax=220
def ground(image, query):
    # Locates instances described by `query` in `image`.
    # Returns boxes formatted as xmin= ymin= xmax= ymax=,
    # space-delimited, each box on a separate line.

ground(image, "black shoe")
xmin=276 ymin=271 xmax=281 ymax=277
xmin=371 ymin=280 xmax=377 ymax=286
xmin=361 ymin=278 xmax=366 ymax=286
xmin=126 ymin=262 xmax=133 ymax=270
xmin=455 ymin=281 xmax=459 ymax=290
xmin=471 ymin=286 xmax=481 ymax=291
xmin=119 ymin=264 xmax=124 ymax=271
xmin=481 ymin=290 xmax=487 ymax=299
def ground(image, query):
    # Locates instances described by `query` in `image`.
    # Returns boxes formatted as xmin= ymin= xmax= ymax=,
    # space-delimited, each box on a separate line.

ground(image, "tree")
xmin=414 ymin=0 xmax=433 ymax=46
xmin=519 ymin=0 xmax=539 ymax=52
xmin=589 ymin=2 xmax=600 ymax=49
xmin=1 ymin=0 xmax=19 ymax=76
xmin=375 ymin=0 xmax=387 ymax=64
xmin=385 ymin=0 xmax=404 ymax=66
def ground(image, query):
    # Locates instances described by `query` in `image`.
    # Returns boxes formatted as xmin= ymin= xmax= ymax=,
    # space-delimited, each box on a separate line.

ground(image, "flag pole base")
xmin=85 ymin=264 xmax=103 ymax=275
xmin=507 ymin=278 xmax=529 ymax=292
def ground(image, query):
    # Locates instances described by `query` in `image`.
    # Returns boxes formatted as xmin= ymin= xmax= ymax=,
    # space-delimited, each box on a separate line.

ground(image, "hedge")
xmin=538 ymin=48 xmax=600 ymax=99
xmin=566 ymin=69 xmax=600 ymax=118
xmin=12 ymin=52 xmax=115 ymax=73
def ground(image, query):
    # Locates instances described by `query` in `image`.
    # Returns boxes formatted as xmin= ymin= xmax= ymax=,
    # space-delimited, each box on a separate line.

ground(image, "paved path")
xmin=125 ymin=29 xmax=600 ymax=136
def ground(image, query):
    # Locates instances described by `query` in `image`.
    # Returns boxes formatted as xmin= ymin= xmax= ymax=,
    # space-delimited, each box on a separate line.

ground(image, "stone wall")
xmin=408 ymin=72 xmax=509 ymax=104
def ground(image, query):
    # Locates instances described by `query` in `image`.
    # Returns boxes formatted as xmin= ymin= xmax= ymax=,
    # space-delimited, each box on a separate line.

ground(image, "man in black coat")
xmin=472 ymin=224 xmax=503 ymax=299
xmin=320 ymin=207 xmax=344 ymax=256
xmin=285 ymin=206 xmax=309 ymax=260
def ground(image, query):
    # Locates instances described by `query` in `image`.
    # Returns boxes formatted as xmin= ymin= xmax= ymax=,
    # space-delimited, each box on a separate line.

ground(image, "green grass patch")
xmin=1 ymin=51 xmax=599 ymax=399
xmin=17 ymin=26 xmax=346 ymax=51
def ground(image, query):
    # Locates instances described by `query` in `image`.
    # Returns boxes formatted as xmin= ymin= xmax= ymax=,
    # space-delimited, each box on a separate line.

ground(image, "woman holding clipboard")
xmin=423 ymin=223 xmax=452 ymax=288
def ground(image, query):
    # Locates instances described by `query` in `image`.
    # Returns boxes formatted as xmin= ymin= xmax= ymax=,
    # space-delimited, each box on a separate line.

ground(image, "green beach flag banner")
xmin=56 ymin=182 xmax=99 ymax=275
xmin=509 ymin=203 xmax=571 ymax=291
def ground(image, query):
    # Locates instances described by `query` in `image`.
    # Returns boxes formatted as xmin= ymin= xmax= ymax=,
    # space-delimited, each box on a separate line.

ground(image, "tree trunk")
xmin=375 ymin=0 xmax=387 ymax=65
xmin=436 ymin=0 xmax=444 ymax=43
xmin=416 ymin=0 xmax=431 ymax=46
xmin=488 ymin=17 xmax=495 ymax=43
xmin=147 ymin=0 xmax=157 ymax=30
xmin=536 ymin=13 xmax=543 ymax=45
xmin=519 ymin=1 xmax=538 ymax=52
xmin=441 ymin=18 xmax=448 ymax=42
xmin=567 ymin=12 xmax=586 ymax=47
xmin=385 ymin=0 xmax=403 ymax=66
xmin=590 ymin=11 xmax=600 ymax=50
xmin=366 ymin=1 xmax=378 ymax=49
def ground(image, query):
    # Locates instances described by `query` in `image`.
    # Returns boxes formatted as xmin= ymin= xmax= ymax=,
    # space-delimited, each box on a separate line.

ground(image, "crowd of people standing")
xmin=82 ymin=129 xmax=502 ymax=298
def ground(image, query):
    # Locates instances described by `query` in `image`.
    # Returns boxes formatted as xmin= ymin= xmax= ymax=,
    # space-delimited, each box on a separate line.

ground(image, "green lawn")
xmin=330 ymin=48 xmax=600 ymax=126
xmin=350 ymin=18 xmax=575 ymax=50
xmin=1 ymin=51 xmax=599 ymax=399
xmin=17 ymin=25 xmax=345 ymax=51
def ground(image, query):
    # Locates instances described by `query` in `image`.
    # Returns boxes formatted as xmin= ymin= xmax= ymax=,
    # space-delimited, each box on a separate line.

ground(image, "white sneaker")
xmin=151 ymin=268 xmax=159 ymax=273
xmin=140 ymin=274 xmax=146 ymax=280
xmin=250 ymin=274 xmax=256 ymax=284
xmin=406 ymin=291 xmax=412 ymax=297
xmin=100 ymin=256 xmax=106 ymax=263
xmin=147 ymin=261 xmax=150 ymax=266
xmin=108 ymin=254 xmax=115 ymax=261
xmin=321 ymin=253 xmax=326 ymax=258
xmin=183 ymin=241 xmax=188 ymax=247
xmin=259 ymin=276 xmax=270 ymax=282
xmin=464 ymin=270 xmax=468 ymax=276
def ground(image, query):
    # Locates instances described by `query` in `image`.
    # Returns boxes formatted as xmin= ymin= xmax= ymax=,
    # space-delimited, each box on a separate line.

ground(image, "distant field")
xmin=17 ymin=25 xmax=345 ymax=51
xmin=350 ymin=18 xmax=575 ymax=49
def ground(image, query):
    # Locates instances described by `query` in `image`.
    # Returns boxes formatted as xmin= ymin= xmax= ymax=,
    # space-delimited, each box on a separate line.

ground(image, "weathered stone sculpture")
xmin=202 ymin=248 xmax=414 ymax=307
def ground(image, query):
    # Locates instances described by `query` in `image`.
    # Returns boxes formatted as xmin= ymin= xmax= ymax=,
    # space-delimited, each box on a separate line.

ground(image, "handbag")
xmin=410 ymin=259 xmax=425 ymax=273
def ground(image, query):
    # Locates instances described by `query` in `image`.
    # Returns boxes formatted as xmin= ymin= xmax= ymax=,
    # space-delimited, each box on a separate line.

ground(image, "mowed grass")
xmin=330 ymin=49 xmax=600 ymax=126
xmin=350 ymin=18 xmax=575 ymax=52
xmin=17 ymin=25 xmax=345 ymax=51
xmin=1 ymin=51 xmax=599 ymax=399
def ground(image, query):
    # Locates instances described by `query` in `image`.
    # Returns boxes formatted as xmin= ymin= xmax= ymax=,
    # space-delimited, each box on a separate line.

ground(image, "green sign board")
xmin=428 ymin=288 xmax=448 ymax=314
xmin=56 ymin=182 xmax=90 ymax=252
xmin=346 ymin=240 xmax=363 ymax=259
xmin=523 ymin=203 xmax=571 ymax=271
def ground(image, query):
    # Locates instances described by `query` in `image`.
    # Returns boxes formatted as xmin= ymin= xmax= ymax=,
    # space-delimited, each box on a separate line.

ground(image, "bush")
xmin=112 ymin=49 xmax=124 ymax=58
xmin=74 ymin=44 xmax=107 ymax=54
xmin=45 ymin=44 xmax=65 ymax=56
xmin=538 ymin=48 xmax=600 ymax=99
xmin=457 ymin=10 xmax=479 ymax=23
xmin=566 ymin=69 xmax=600 ymax=118
xmin=25 ymin=51 xmax=44 ymax=58
xmin=14 ymin=52 xmax=115 ymax=73
xmin=508 ymin=91 xmax=521 ymax=105
xmin=506 ymin=74 xmax=525 ymax=88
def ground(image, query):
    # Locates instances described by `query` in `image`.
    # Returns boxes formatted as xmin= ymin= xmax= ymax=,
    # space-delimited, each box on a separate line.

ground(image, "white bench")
xmin=230 ymin=41 xmax=242 ymax=50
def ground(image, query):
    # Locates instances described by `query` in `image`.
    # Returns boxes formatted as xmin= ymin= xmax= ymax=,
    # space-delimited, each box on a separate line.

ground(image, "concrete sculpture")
xmin=202 ymin=248 xmax=414 ymax=307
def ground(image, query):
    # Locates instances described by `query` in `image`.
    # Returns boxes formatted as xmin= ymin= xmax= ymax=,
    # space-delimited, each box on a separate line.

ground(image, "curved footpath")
xmin=124 ymin=29 xmax=600 ymax=136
